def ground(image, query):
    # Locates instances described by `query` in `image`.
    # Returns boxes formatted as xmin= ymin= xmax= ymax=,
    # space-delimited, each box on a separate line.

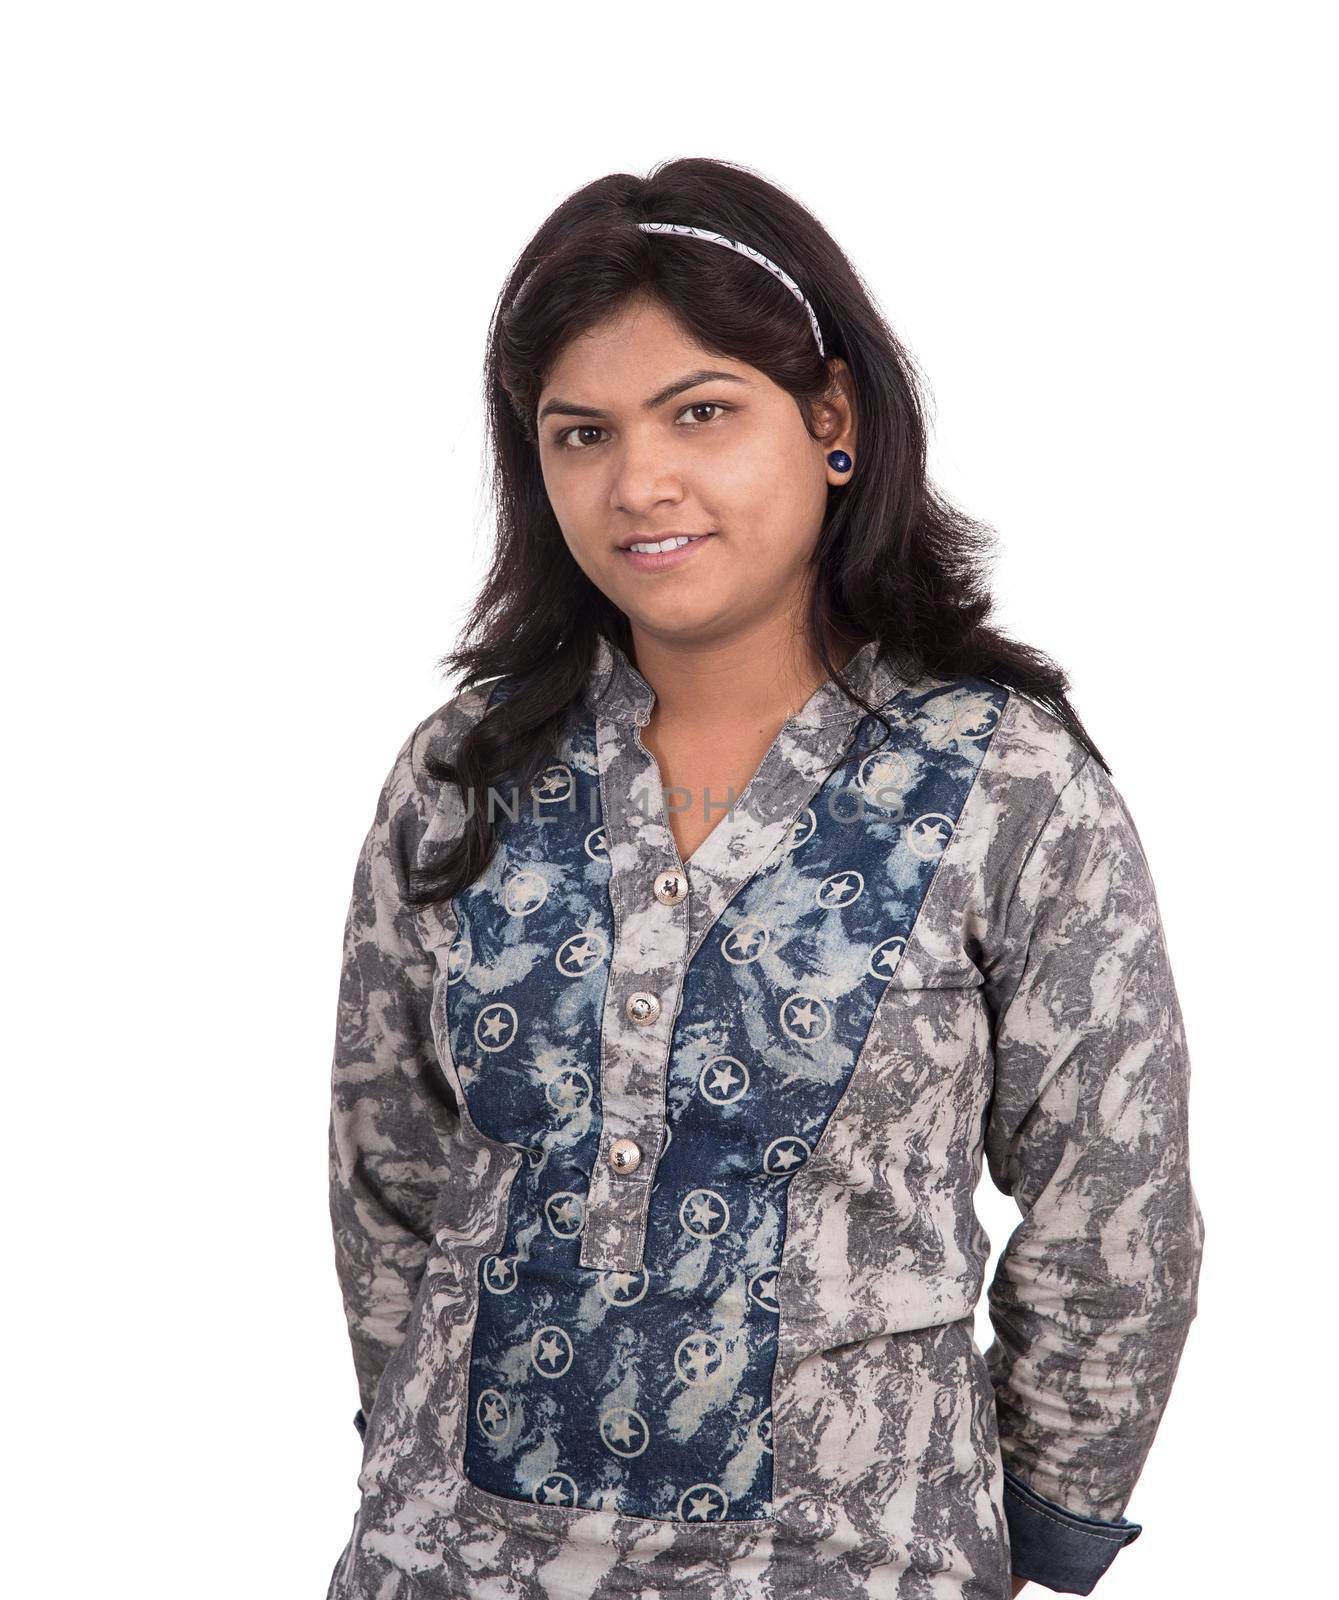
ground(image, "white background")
xmin=4 ymin=4 xmax=1333 ymax=1595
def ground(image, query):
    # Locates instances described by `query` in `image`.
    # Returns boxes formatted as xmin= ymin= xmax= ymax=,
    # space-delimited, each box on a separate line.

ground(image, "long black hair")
xmin=407 ymin=155 xmax=1106 ymax=908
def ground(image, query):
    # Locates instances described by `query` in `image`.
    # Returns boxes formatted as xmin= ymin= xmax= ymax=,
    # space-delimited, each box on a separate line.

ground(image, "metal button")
xmin=625 ymin=990 xmax=661 ymax=1026
xmin=608 ymin=1137 xmax=642 ymax=1175
xmin=653 ymin=869 xmax=688 ymax=905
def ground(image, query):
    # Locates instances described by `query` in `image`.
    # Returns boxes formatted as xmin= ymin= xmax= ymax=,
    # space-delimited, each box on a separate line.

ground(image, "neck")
xmin=627 ymin=616 xmax=866 ymax=732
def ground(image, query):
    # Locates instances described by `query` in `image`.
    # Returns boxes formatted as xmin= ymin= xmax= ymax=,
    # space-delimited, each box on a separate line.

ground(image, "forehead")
xmin=545 ymin=300 xmax=700 ymax=376
xmin=537 ymin=309 xmax=767 ymax=423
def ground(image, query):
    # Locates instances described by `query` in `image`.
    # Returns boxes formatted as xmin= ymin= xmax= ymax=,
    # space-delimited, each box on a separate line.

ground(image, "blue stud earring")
xmin=827 ymin=450 xmax=852 ymax=473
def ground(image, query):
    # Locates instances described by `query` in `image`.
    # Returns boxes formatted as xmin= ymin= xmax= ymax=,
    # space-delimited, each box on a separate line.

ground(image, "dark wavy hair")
xmin=406 ymin=155 xmax=1107 ymax=908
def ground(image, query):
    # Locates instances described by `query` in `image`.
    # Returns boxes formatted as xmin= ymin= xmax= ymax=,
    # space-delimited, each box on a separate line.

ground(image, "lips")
xmin=618 ymin=532 xmax=716 ymax=573
xmin=619 ymin=532 xmax=714 ymax=553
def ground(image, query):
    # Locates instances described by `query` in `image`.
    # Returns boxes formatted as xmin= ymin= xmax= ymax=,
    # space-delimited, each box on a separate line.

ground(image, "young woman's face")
xmin=536 ymin=295 xmax=855 ymax=648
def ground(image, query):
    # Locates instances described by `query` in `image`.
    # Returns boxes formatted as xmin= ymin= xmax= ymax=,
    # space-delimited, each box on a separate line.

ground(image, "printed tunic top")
xmin=325 ymin=634 xmax=1204 ymax=1600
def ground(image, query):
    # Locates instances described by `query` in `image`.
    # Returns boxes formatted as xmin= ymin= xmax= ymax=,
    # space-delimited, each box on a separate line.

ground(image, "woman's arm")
xmin=327 ymin=720 xmax=458 ymax=1437
xmin=982 ymin=755 xmax=1205 ymax=1594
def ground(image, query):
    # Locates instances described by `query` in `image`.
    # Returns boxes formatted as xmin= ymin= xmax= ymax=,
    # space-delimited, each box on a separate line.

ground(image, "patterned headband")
xmin=636 ymin=221 xmax=826 ymax=357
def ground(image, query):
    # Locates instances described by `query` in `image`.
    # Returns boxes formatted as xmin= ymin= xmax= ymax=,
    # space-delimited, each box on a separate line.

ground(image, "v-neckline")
xmin=641 ymin=713 xmax=792 ymax=879
xmin=590 ymin=637 xmax=909 ymax=964
xmin=632 ymin=642 xmax=882 ymax=875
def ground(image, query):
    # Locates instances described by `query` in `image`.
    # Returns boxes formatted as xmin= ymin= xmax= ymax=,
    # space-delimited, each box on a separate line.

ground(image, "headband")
xmin=511 ymin=222 xmax=826 ymax=359
xmin=636 ymin=221 xmax=826 ymax=357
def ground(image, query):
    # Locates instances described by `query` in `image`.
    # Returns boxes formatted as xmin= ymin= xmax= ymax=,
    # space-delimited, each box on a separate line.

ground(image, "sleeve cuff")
xmin=1003 ymin=1467 xmax=1143 ymax=1595
xmin=352 ymin=1407 xmax=368 ymax=1440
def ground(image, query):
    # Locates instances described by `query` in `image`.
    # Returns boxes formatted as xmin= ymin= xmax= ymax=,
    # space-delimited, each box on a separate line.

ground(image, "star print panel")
xmin=451 ymin=679 xmax=1008 ymax=1519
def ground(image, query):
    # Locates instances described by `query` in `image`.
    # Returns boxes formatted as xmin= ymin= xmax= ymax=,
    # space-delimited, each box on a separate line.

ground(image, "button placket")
xmin=583 ymin=706 xmax=691 ymax=1273
xmin=581 ymin=960 xmax=683 ymax=1270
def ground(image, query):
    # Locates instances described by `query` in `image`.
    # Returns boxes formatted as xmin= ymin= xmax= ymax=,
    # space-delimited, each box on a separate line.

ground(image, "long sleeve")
xmin=328 ymin=718 xmax=458 ymax=1440
xmin=981 ymin=754 xmax=1205 ymax=1595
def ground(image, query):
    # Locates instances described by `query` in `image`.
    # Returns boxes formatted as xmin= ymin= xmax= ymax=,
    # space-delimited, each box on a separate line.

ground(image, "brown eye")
xmin=557 ymin=425 xmax=609 ymax=451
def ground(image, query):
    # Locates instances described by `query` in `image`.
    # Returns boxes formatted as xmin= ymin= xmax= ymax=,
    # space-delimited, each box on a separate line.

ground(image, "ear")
xmin=818 ymin=358 xmax=858 ymax=465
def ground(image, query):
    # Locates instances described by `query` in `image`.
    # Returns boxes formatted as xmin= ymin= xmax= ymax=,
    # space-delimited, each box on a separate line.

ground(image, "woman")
xmin=325 ymin=157 xmax=1204 ymax=1600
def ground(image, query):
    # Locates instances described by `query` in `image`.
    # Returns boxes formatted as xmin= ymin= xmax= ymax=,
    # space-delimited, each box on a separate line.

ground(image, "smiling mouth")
xmin=616 ymin=532 xmax=716 ymax=573
xmin=622 ymin=533 xmax=714 ymax=554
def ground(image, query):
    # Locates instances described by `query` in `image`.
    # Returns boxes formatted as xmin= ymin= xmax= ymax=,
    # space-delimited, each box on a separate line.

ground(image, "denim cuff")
xmin=1003 ymin=1466 xmax=1143 ymax=1594
xmin=353 ymin=1406 xmax=368 ymax=1440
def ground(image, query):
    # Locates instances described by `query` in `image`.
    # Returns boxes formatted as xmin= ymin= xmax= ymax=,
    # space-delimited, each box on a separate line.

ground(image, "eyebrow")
xmin=537 ymin=369 xmax=750 ymax=425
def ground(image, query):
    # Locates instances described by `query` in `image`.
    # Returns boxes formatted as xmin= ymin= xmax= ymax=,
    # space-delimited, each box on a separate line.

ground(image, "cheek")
xmin=727 ymin=424 xmax=824 ymax=505
xmin=721 ymin=460 xmax=827 ymax=568
xmin=543 ymin=470 xmax=602 ymax=559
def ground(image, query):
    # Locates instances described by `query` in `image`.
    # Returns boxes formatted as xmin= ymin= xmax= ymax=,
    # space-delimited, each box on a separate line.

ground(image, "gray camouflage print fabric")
xmin=325 ymin=636 xmax=1203 ymax=1598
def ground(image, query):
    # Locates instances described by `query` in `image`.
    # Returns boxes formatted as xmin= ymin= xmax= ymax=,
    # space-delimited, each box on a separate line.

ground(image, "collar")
xmin=582 ymin=634 xmax=905 ymax=729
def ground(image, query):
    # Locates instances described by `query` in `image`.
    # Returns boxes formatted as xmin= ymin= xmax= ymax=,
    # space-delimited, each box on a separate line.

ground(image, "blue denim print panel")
xmin=449 ymin=679 xmax=1002 ymax=1520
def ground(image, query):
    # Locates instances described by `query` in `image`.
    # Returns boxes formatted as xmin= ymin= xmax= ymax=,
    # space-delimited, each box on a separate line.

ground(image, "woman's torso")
xmin=330 ymin=636 xmax=1085 ymax=1599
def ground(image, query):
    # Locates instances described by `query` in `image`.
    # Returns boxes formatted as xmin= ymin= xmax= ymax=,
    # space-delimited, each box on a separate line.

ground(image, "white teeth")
xmin=627 ymin=535 xmax=703 ymax=554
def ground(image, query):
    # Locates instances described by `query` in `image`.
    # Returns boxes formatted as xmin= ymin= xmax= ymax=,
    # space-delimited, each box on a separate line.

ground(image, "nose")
xmin=607 ymin=427 xmax=688 ymax=516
